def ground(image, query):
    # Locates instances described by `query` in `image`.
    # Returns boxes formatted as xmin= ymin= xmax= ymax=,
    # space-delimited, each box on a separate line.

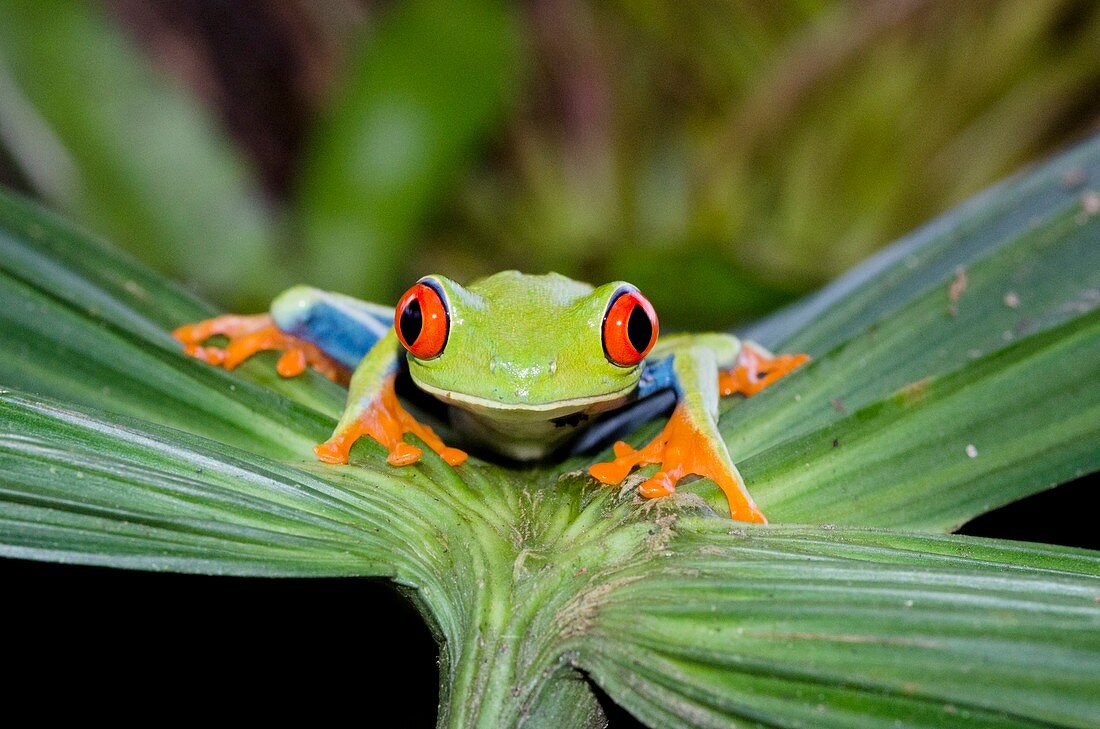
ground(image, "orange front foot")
xmin=173 ymin=314 xmax=349 ymax=384
xmin=588 ymin=402 xmax=766 ymax=523
xmin=720 ymin=344 xmax=809 ymax=397
xmin=314 ymin=374 xmax=468 ymax=468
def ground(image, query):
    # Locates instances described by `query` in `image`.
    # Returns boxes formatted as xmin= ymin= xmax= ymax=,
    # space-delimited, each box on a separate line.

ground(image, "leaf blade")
xmin=745 ymin=309 xmax=1100 ymax=529
xmin=0 ymin=392 xmax=388 ymax=576
xmin=578 ymin=523 xmax=1100 ymax=729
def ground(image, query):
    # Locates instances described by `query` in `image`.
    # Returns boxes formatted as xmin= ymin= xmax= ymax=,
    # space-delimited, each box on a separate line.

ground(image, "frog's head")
xmin=393 ymin=271 xmax=659 ymax=416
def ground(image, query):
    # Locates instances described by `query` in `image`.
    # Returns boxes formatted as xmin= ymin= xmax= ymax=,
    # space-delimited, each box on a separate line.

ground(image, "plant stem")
xmin=422 ymin=478 xmax=651 ymax=728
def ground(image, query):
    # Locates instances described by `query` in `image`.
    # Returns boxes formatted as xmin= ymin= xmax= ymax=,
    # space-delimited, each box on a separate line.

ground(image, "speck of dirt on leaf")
xmin=1062 ymin=288 xmax=1100 ymax=315
xmin=899 ymin=377 xmax=931 ymax=404
xmin=830 ymin=397 xmax=846 ymax=414
xmin=1082 ymin=190 xmax=1100 ymax=215
xmin=1003 ymin=291 xmax=1019 ymax=309
xmin=646 ymin=513 xmax=679 ymax=551
xmin=556 ymin=575 xmax=644 ymax=638
xmin=966 ymin=444 xmax=978 ymax=458
xmin=621 ymin=472 xmax=646 ymax=500
xmin=123 ymin=280 xmax=149 ymax=300
xmin=1061 ymin=167 xmax=1086 ymax=189
xmin=948 ymin=266 xmax=968 ymax=316
xmin=832 ymin=438 xmax=839 ymax=448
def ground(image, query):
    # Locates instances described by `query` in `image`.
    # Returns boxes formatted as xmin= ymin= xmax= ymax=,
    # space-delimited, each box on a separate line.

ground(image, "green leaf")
xmin=2 ymin=131 xmax=1100 ymax=727
xmin=744 ymin=311 xmax=1099 ymax=529
xmin=0 ymin=392 xmax=380 ymax=576
xmin=295 ymin=0 xmax=521 ymax=300
xmin=0 ymin=191 xmax=344 ymax=444
xmin=0 ymin=0 xmax=279 ymax=304
xmin=578 ymin=522 xmax=1100 ymax=729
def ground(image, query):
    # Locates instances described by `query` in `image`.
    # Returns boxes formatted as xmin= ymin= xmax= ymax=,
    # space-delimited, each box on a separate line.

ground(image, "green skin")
xmin=327 ymin=271 xmax=747 ymax=470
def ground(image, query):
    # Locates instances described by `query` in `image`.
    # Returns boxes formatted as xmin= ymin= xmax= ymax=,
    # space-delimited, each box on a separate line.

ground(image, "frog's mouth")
xmin=413 ymin=380 xmax=636 ymax=414
xmin=416 ymin=380 xmax=637 ymax=461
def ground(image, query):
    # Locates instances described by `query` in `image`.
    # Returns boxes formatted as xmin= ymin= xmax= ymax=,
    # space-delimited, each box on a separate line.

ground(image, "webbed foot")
xmin=314 ymin=374 xmax=467 ymax=467
xmin=173 ymin=314 xmax=349 ymax=383
xmin=588 ymin=402 xmax=766 ymax=523
xmin=720 ymin=343 xmax=809 ymax=397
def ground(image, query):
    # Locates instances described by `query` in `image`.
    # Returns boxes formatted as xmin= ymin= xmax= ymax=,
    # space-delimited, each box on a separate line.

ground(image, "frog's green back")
xmin=467 ymin=270 xmax=595 ymax=305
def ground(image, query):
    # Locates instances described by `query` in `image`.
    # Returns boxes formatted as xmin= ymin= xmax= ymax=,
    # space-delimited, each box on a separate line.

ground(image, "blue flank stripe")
xmin=277 ymin=297 xmax=392 ymax=369
xmin=636 ymin=355 xmax=679 ymax=397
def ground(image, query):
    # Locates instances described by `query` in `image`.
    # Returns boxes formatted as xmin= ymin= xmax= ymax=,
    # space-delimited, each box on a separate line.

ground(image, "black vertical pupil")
xmin=626 ymin=303 xmax=652 ymax=352
xmin=400 ymin=299 xmax=423 ymax=345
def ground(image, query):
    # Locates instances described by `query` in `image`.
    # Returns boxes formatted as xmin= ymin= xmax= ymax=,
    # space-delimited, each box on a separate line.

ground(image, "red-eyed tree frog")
xmin=174 ymin=272 xmax=808 ymax=522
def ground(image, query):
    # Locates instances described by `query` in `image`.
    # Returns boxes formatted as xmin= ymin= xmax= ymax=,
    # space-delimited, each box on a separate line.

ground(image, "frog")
xmin=173 ymin=272 xmax=808 ymax=522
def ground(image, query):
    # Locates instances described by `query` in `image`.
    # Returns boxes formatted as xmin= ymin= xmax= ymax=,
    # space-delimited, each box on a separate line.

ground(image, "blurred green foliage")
xmin=0 ymin=0 xmax=1097 ymax=328
xmin=0 ymin=0 xmax=277 ymax=301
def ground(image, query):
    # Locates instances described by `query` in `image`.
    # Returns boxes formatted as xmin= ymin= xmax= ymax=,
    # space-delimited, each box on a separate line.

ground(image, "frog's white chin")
xmin=414 ymin=381 xmax=635 ymax=413
xmin=415 ymin=381 xmax=635 ymax=460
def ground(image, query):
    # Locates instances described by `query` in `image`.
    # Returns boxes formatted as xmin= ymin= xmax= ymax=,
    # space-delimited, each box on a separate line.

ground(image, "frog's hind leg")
xmin=269 ymin=286 xmax=393 ymax=370
xmin=313 ymin=331 xmax=467 ymax=468
xmin=173 ymin=312 xmax=348 ymax=382
xmin=589 ymin=341 xmax=766 ymax=523
xmin=719 ymin=341 xmax=809 ymax=397
xmin=173 ymin=285 xmax=394 ymax=383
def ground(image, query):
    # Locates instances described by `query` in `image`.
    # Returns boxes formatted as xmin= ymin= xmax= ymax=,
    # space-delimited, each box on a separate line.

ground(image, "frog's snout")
xmin=488 ymin=355 xmax=559 ymax=385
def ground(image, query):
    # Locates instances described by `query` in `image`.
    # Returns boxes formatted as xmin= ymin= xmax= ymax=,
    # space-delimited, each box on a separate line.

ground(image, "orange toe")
xmin=589 ymin=445 xmax=636 ymax=485
xmin=440 ymin=447 xmax=469 ymax=466
xmin=638 ymin=471 xmax=676 ymax=499
xmin=183 ymin=343 xmax=227 ymax=365
xmin=276 ymin=349 xmax=308 ymax=377
xmin=387 ymin=442 xmax=423 ymax=466
xmin=314 ymin=438 xmax=352 ymax=465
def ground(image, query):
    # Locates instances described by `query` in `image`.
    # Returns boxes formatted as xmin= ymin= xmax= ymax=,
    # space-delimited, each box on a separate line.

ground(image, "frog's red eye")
xmin=395 ymin=281 xmax=449 ymax=359
xmin=602 ymin=288 xmax=658 ymax=367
